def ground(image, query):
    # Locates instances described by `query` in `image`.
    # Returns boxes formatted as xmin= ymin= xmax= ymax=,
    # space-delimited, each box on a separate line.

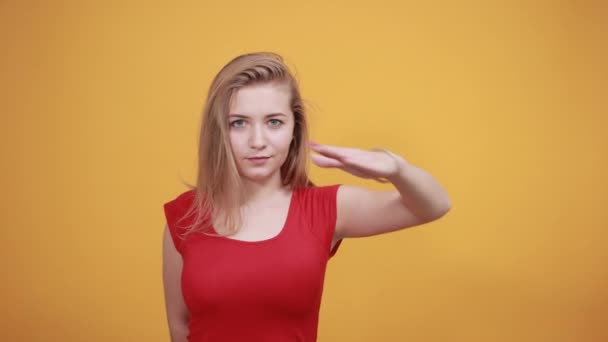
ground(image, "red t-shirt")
xmin=163 ymin=184 xmax=343 ymax=342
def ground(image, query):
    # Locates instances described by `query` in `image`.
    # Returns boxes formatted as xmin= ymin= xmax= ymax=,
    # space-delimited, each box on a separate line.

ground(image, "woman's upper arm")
xmin=162 ymin=224 xmax=189 ymax=335
xmin=335 ymin=185 xmax=428 ymax=239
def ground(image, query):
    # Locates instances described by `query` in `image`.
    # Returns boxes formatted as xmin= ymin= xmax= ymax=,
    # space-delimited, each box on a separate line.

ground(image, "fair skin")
xmin=224 ymin=81 xmax=451 ymax=244
xmin=219 ymin=81 xmax=296 ymax=241
xmin=163 ymin=81 xmax=451 ymax=341
xmin=310 ymin=143 xmax=452 ymax=243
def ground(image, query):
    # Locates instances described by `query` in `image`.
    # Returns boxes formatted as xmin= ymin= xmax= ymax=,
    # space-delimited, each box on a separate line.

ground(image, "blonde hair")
xmin=177 ymin=52 xmax=314 ymax=238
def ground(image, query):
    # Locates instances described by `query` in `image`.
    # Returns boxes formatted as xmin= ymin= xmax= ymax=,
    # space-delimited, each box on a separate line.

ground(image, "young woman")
xmin=162 ymin=52 xmax=451 ymax=342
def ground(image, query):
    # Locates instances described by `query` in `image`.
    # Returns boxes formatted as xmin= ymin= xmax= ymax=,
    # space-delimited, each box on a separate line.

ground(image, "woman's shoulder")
xmin=295 ymin=183 xmax=342 ymax=203
xmin=163 ymin=188 xmax=197 ymax=217
xmin=166 ymin=188 xmax=196 ymax=203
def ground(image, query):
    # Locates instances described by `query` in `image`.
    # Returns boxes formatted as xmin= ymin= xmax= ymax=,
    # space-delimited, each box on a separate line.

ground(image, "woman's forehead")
xmin=229 ymin=83 xmax=291 ymax=116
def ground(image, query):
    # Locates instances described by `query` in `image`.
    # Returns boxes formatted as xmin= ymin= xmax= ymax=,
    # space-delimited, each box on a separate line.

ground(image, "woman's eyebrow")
xmin=229 ymin=113 xmax=287 ymax=118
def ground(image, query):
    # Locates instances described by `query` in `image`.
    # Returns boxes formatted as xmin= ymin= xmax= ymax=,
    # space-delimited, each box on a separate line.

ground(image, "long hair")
xmin=176 ymin=52 xmax=314 ymax=238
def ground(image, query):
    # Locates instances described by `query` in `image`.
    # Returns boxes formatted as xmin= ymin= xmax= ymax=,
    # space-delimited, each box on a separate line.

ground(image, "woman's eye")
xmin=268 ymin=119 xmax=283 ymax=127
xmin=230 ymin=119 xmax=245 ymax=128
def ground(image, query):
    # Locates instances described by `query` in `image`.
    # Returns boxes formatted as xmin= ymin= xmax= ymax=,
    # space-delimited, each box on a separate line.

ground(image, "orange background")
xmin=1 ymin=1 xmax=606 ymax=341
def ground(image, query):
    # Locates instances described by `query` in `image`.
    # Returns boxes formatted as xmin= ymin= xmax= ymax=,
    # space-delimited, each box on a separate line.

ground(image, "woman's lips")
xmin=247 ymin=156 xmax=270 ymax=165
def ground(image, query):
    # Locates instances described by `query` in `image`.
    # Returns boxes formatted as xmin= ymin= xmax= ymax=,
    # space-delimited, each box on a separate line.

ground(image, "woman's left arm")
xmin=309 ymin=143 xmax=451 ymax=239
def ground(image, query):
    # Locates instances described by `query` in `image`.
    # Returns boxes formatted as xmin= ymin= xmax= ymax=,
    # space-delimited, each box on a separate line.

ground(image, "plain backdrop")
xmin=1 ymin=1 xmax=606 ymax=341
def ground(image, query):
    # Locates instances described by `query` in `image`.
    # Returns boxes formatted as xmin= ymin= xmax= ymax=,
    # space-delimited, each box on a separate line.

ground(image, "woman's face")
xmin=227 ymin=82 xmax=295 ymax=184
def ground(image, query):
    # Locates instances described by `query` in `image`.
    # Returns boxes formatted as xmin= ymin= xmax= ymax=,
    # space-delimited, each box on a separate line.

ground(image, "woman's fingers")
xmin=310 ymin=152 xmax=344 ymax=168
xmin=309 ymin=142 xmax=359 ymax=162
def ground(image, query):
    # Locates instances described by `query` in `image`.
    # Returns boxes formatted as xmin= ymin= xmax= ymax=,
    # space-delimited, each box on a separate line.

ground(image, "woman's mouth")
xmin=247 ymin=156 xmax=270 ymax=165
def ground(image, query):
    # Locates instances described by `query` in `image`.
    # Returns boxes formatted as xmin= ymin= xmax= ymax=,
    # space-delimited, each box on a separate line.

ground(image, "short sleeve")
xmin=163 ymin=190 xmax=196 ymax=254
xmin=308 ymin=184 xmax=343 ymax=259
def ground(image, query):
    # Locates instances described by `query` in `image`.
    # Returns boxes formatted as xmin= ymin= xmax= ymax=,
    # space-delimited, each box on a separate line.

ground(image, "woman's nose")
xmin=249 ymin=124 xmax=266 ymax=149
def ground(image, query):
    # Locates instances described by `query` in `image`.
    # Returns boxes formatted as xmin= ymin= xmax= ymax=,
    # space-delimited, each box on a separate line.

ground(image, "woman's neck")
xmin=241 ymin=175 xmax=290 ymax=205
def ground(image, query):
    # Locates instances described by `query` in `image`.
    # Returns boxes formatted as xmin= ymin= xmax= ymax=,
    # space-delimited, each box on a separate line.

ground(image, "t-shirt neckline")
xmin=209 ymin=188 xmax=297 ymax=244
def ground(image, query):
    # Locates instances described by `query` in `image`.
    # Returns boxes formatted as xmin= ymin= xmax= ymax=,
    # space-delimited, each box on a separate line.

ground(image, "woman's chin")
xmin=240 ymin=170 xmax=280 ymax=183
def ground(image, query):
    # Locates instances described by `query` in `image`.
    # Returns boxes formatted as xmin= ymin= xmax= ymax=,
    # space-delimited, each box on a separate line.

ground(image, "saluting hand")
xmin=308 ymin=142 xmax=406 ymax=182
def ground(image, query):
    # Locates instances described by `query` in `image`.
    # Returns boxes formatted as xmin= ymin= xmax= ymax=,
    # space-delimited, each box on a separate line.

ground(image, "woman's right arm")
xmin=162 ymin=224 xmax=190 ymax=342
